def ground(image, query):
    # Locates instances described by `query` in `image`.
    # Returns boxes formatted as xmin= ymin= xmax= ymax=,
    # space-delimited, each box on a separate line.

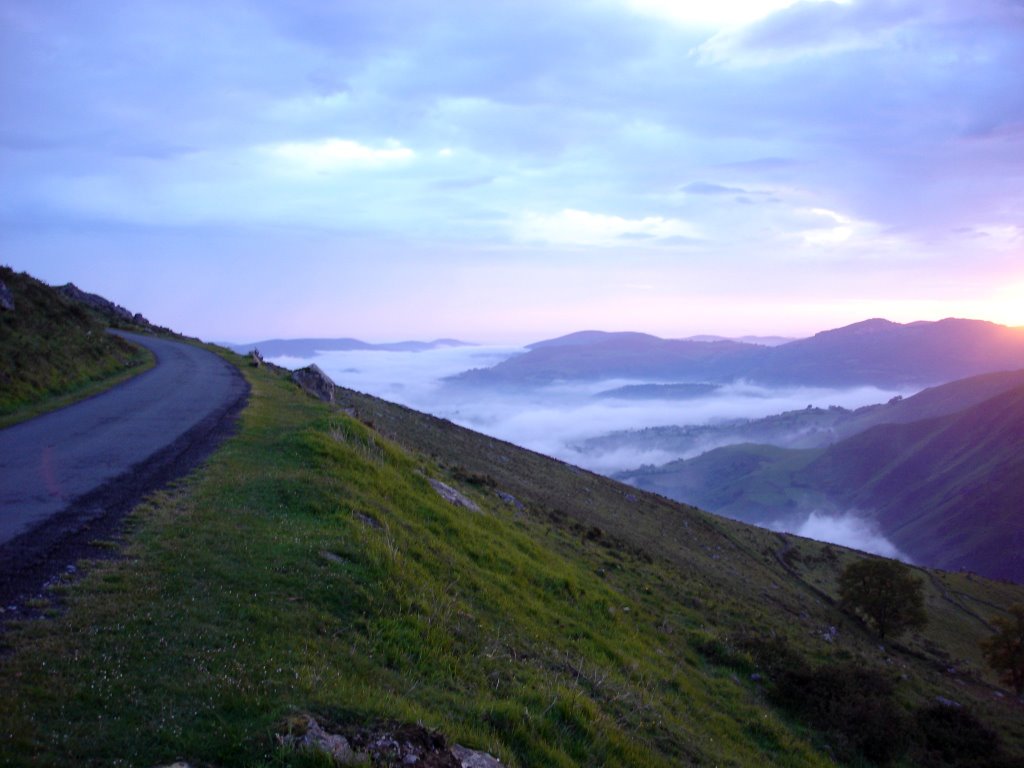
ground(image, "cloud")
xmin=775 ymin=511 xmax=911 ymax=561
xmin=681 ymin=181 xmax=751 ymax=195
xmin=4 ymin=0 xmax=1024 ymax=341
xmin=627 ymin=0 xmax=811 ymax=28
xmin=516 ymin=209 xmax=699 ymax=246
xmin=694 ymin=0 xmax=910 ymax=66
xmin=263 ymin=137 xmax=415 ymax=173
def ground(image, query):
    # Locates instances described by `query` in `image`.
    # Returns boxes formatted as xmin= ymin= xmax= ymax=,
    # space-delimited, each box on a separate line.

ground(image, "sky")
xmin=2 ymin=0 xmax=1023 ymax=344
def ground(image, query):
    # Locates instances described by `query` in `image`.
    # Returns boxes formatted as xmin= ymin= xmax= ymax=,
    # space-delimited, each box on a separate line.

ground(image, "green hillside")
xmin=0 ymin=266 xmax=151 ymax=424
xmin=2 ymin=357 xmax=1021 ymax=766
xmin=809 ymin=384 xmax=1024 ymax=581
xmin=626 ymin=380 xmax=1024 ymax=582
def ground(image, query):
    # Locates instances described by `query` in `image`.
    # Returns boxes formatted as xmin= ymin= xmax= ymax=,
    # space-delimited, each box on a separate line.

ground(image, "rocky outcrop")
xmin=57 ymin=283 xmax=148 ymax=326
xmin=496 ymin=491 xmax=524 ymax=511
xmin=278 ymin=716 xmax=368 ymax=765
xmin=451 ymin=744 xmax=504 ymax=767
xmin=292 ymin=364 xmax=336 ymax=403
xmin=0 ymin=279 xmax=13 ymax=311
xmin=429 ymin=479 xmax=481 ymax=512
xmin=276 ymin=716 xmax=503 ymax=767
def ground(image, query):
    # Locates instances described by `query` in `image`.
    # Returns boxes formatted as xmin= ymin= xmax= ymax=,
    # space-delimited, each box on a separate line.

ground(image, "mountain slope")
xmin=595 ymin=368 xmax=1024 ymax=460
xmin=750 ymin=318 xmax=1024 ymax=386
xmin=808 ymin=384 xmax=1024 ymax=581
xmin=0 ymin=265 xmax=150 ymax=421
xmin=3 ymin=356 xmax=1023 ymax=765
xmin=625 ymin=378 xmax=1024 ymax=582
xmin=453 ymin=331 xmax=762 ymax=386
xmin=451 ymin=318 xmax=1024 ymax=388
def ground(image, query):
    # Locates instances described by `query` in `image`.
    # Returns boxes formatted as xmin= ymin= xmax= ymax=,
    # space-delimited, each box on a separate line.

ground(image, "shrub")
xmin=914 ymin=703 xmax=1000 ymax=767
xmin=771 ymin=663 xmax=911 ymax=765
xmin=838 ymin=558 xmax=927 ymax=639
xmin=980 ymin=603 xmax=1024 ymax=696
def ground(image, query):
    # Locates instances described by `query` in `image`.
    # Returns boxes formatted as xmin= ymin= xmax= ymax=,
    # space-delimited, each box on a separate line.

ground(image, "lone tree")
xmin=838 ymin=558 xmax=927 ymax=639
xmin=980 ymin=604 xmax=1024 ymax=696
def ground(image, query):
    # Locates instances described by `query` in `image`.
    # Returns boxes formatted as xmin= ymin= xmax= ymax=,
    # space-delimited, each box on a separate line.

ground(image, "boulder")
xmin=292 ymin=364 xmax=335 ymax=403
xmin=58 ymin=282 xmax=136 ymax=323
xmin=496 ymin=491 xmax=524 ymax=511
xmin=429 ymin=479 xmax=480 ymax=512
xmin=0 ymin=279 xmax=13 ymax=311
xmin=277 ymin=716 xmax=368 ymax=765
xmin=451 ymin=745 xmax=504 ymax=767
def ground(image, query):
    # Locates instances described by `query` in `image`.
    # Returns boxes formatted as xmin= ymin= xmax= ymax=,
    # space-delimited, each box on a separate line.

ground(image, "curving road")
xmin=0 ymin=332 xmax=248 ymax=602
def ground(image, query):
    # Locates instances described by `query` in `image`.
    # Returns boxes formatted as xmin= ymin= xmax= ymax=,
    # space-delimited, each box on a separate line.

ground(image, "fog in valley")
xmin=270 ymin=345 xmax=912 ymax=473
xmin=772 ymin=511 xmax=912 ymax=562
xmin=271 ymin=345 xmax=916 ymax=559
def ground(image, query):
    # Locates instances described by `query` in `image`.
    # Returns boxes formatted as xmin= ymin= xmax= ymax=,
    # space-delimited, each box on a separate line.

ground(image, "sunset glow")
xmin=2 ymin=1 xmax=1022 ymax=343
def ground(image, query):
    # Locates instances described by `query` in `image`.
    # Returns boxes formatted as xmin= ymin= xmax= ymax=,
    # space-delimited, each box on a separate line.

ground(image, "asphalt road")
xmin=0 ymin=333 xmax=248 ymax=604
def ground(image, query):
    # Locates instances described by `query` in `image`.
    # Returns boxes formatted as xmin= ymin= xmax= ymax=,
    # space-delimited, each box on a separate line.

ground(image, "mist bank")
xmin=271 ymin=345 xmax=910 ymax=475
xmin=772 ymin=511 xmax=911 ymax=562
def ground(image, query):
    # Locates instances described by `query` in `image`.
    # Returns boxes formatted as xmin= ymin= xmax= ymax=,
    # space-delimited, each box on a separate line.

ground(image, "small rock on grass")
xmin=429 ymin=479 xmax=480 ymax=512
xmin=451 ymin=744 xmax=504 ymax=767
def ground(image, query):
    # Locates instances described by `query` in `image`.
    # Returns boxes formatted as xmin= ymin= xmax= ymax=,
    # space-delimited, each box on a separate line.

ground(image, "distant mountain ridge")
xmin=452 ymin=318 xmax=1024 ymax=389
xmin=225 ymin=337 xmax=473 ymax=357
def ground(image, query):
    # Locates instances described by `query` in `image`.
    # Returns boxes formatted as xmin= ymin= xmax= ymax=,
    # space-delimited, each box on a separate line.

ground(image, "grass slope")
xmin=0 ymin=266 xmax=151 ymax=425
xmin=1 ymin=359 xmax=1022 ymax=766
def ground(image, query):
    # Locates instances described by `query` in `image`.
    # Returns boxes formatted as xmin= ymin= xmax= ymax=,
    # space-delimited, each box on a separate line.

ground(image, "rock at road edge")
xmin=0 ymin=279 xmax=13 ymax=311
xmin=292 ymin=364 xmax=336 ymax=403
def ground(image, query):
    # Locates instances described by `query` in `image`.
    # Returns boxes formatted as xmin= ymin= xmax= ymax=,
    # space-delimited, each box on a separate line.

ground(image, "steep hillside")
xmin=620 ymin=443 xmax=825 ymax=525
xmin=833 ymin=368 xmax=1024 ymax=439
xmin=809 ymin=384 xmax=1024 ymax=582
xmin=625 ymin=381 xmax=1024 ymax=582
xmin=0 ymin=266 xmax=151 ymax=422
xmin=2 ymin=358 xmax=1022 ymax=766
xmin=451 ymin=319 xmax=1024 ymax=389
xmin=590 ymin=368 xmax=1024 ymax=462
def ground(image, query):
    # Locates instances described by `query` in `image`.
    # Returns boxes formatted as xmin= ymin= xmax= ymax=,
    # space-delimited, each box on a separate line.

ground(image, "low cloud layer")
xmin=273 ymin=346 xmax=912 ymax=475
xmin=775 ymin=511 xmax=910 ymax=561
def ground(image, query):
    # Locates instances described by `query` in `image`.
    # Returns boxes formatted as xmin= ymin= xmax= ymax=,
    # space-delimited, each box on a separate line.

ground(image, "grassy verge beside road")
xmin=0 ymin=266 xmax=153 ymax=428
